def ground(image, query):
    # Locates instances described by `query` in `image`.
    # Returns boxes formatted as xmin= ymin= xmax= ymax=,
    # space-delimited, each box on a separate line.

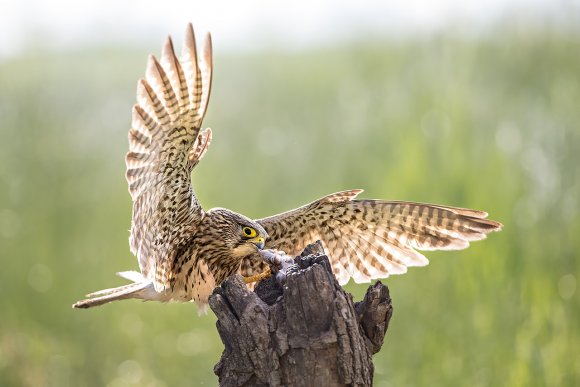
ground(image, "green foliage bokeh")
xmin=0 ymin=22 xmax=579 ymax=386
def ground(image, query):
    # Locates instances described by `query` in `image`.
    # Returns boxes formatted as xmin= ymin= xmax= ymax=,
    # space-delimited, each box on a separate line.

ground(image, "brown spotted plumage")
xmin=243 ymin=190 xmax=501 ymax=285
xmin=73 ymin=24 xmax=502 ymax=311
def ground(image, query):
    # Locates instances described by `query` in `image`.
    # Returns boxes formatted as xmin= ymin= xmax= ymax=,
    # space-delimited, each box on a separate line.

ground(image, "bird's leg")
xmin=243 ymin=266 xmax=271 ymax=284
xmin=258 ymin=249 xmax=299 ymax=284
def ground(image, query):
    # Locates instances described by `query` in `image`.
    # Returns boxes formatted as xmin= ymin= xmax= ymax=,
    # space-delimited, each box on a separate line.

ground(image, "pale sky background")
xmin=0 ymin=0 xmax=578 ymax=59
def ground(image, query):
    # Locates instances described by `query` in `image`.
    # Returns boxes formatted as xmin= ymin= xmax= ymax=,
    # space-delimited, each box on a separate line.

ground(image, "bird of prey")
xmin=73 ymin=24 xmax=502 ymax=310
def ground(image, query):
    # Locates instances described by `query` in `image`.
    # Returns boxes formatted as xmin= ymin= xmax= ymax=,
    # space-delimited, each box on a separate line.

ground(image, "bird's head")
xmin=206 ymin=208 xmax=269 ymax=258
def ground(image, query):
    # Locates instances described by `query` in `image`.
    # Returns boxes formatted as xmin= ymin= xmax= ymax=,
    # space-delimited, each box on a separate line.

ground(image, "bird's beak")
xmin=250 ymin=236 xmax=265 ymax=250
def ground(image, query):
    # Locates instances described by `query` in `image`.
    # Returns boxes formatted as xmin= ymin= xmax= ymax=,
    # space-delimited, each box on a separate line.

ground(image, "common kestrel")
xmin=73 ymin=24 xmax=502 ymax=310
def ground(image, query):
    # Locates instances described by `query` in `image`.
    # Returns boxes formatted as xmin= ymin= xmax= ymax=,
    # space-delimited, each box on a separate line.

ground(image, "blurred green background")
xmin=1 ymin=15 xmax=579 ymax=387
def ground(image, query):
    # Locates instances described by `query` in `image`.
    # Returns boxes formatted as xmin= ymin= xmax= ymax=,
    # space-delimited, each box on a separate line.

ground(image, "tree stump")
xmin=209 ymin=242 xmax=393 ymax=387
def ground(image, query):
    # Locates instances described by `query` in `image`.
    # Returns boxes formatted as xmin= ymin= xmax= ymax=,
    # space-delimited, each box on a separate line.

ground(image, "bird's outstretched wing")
xmin=252 ymin=190 xmax=502 ymax=285
xmin=125 ymin=24 xmax=213 ymax=290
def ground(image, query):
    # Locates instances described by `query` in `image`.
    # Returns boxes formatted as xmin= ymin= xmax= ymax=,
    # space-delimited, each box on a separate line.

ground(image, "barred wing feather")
xmin=125 ymin=24 xmax=213 ymax=290
xmin=255 ymin=190 xmax=502 ymax=285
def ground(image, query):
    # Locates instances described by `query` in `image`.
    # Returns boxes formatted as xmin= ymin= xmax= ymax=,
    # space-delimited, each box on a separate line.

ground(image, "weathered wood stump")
xmin=209 ymin=242 xmax=393 ymax=387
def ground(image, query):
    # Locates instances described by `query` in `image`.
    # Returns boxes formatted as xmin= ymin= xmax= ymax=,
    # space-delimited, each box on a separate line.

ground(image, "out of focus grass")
xmin=1 ymin=22 xmax=579 ymax=386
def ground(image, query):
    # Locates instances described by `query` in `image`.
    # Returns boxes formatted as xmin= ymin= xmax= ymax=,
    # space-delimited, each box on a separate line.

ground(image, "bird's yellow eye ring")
xmin=242 ymin=227 xmax=257 ymax=238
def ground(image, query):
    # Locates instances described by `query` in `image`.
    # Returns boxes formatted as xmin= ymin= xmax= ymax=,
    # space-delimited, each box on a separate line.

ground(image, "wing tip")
xmin=467 ymin=216 xmax=503 ymax=233
xmin=162 ymin=35 xmax=175 ymax=57
xmin=136 ymin=78 xmax=153 ymax=102
xmin=147 ymin=54 xmax=163 ymax=74
xmin=186 ymin=22 xmax=194 ymax=37
xmin=183 ymin=23 xmax=197 ymax=59
xmin=489 ymin=220 xmax=503 ymax=231
xmin=145 ymin=54 xmax=163 ymax=86
xmin=203 ymin=32 xmax=213 ymax=65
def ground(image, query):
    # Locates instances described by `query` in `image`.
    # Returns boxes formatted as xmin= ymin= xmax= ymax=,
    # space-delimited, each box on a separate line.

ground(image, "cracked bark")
xmin=209 ymin=241 xmax=393 ymax=387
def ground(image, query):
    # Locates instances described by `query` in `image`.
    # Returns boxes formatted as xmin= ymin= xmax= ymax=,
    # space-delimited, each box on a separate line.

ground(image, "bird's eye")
xmin=242 ymin=227 xmax=257 ymax=237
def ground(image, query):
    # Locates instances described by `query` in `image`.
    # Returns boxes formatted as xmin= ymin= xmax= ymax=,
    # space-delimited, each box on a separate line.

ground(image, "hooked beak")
xmin=249 ymin=236 xmax=265 ymax=250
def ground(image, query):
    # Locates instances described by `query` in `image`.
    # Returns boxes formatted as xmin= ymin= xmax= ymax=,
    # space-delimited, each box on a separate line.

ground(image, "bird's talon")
xmin=243 ymin=266 xmax=272 ymax=284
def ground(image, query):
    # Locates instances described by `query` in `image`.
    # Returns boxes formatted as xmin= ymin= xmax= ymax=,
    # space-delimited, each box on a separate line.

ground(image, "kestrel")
xmin=73 ymin=24 xmax=502 ymax=310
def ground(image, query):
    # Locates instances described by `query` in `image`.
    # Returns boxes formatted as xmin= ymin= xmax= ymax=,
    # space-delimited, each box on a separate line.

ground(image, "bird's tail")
xmin=72 ymin=271 xmax=153 ymax=309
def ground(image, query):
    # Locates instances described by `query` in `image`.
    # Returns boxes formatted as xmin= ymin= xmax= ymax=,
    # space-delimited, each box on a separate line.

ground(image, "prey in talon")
xmin=72 ymin=24 xmax=501 ymax=313
xmin=257 ymin=250 xmax=300 ymax=285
